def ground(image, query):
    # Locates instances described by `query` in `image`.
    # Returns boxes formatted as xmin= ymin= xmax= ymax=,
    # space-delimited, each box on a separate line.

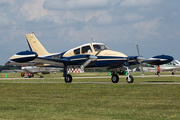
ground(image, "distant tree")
xmin=0 ymin=65 xmax=21 ymax=72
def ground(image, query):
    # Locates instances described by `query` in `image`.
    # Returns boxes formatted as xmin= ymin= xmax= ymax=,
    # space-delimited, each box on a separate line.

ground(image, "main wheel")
xmin=65 ymin=74 xmax=72 ymax=83
xmin=126 ymin=75 xmax=134 ymax=83
xmin=111 ymin=74 xmax=119 ymax=83
xmin=39 ymin=75 xmax=44 ymax=78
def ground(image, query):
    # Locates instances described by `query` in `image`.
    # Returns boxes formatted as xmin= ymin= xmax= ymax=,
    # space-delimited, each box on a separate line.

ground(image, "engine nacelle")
xmin=9 ymin=50 xmax=38 ymax=62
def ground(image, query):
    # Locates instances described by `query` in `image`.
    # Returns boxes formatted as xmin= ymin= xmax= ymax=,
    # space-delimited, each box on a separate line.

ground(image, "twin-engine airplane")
xmin=6 ymin=33 xmax=174 ymax=83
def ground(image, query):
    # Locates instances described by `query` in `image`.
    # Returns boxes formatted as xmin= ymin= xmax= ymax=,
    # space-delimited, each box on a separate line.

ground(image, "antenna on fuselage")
xmin=90 ymin=36 xmax=95 ymax=43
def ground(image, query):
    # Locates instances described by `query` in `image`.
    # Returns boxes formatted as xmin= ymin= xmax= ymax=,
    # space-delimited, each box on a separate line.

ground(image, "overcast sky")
xmin=0 ymin=0 xmax=180 ymax=65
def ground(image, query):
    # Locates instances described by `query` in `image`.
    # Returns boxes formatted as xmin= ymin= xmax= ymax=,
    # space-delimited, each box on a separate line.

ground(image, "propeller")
xmin=135 ymin=41 xmax=144 ymax=76
xmin=80 ymin=47 xmax=103 ymax=70
xmin=80 ymin=55 xmax=98 ymax=70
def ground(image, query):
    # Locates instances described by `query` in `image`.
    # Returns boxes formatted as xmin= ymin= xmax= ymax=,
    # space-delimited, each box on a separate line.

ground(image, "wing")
xmin=14 ymin=69 xmax=24 ymax=73
xmin=32 ymin=57 xmax=71 ymax=67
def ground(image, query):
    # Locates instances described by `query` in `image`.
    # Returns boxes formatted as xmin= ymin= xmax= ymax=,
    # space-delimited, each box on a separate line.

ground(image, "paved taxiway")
xmin=0 ymin=75 xmax=180 ymax=84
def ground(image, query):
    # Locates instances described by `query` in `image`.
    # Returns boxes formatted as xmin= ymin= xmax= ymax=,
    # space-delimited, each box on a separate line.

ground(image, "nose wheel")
xmin=126 ymin=75 xmax=134 ymax=83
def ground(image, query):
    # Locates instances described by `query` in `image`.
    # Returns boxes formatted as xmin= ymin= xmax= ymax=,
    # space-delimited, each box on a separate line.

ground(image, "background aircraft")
xmin=14 ymin=66 xmax=61 ymax=78
xmin=139 ymin=60 xmax=180 ymax=75
xmin=6 ymin=33 xmax=174 ymax=83
xmin=157 ymin=60 xmax=180 ymax=75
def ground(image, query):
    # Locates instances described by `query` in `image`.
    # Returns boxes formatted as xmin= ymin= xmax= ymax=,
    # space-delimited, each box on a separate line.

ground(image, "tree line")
xmin=0 ymin=65 xmax=21 ymax=72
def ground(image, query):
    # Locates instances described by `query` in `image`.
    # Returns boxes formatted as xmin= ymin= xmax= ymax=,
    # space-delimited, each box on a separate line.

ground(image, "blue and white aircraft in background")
xmin=6 ymin=33 xmax=174 ymax=83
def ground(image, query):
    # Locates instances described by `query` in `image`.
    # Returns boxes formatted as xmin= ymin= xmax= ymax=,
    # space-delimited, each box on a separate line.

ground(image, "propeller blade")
xmin=80 ymin=59 xmax=92 ymax=70
xmin=140 ymin=62 xmax=144 ymax=76
xmin=81 ymin=45 xmax=102 ymax=70
xmin=135 ymin=41 xmax=140 ymax=57
xmin=135 ymin=41 xmax=144 ymax=76
xmin=95 ymin=48 xmax=103 ymax=56
xmin=80 ymin=55 xmax=97 ymax=70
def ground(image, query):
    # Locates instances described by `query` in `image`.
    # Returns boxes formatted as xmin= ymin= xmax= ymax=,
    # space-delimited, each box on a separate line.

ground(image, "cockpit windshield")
xmin=93 ymin=44 xmax=109 ymax=51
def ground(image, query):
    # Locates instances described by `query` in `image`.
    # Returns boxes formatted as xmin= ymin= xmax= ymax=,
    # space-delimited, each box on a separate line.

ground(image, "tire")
xmin=172 ymin=72 xmax=174 ymax=75
xmin=111 ymin=74 xmax=119 ymax=83
xmin=39 ymin=75 xmax=44 ymax=78
xmin=126 ymin=75 xmax=134 ymax=83
xmin=65 ymin=74 xmax=72 ymax=83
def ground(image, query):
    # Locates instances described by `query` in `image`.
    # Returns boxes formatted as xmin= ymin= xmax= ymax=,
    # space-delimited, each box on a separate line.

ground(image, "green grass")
xmin=0 ymin=79 xmax=180 ymax=119
xmin=0 ymin=73 xmax=180 ymax=119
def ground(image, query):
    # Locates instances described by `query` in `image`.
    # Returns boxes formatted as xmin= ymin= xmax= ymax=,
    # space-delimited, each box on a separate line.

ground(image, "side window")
xmin=82 ymin=46 xmax=92 ymax=53
xmin=74 ymin=48 xmax=80 ymax=55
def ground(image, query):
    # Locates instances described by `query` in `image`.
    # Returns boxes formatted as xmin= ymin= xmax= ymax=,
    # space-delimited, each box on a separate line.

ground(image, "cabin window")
xmin=82 ymin=46 xmax=92 ymax=53
xmin=74 ymin=48 xmax=80 ymax=55
xmin=93 ymin=45 xmax=108 ymax=51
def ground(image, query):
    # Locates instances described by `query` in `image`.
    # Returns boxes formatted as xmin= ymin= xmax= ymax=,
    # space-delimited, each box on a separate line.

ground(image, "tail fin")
xmin=26 ymin=33 xmax=50 ymax=56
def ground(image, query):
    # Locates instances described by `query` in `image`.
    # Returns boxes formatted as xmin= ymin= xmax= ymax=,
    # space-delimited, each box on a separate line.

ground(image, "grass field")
xmin=0 ymin=73 xmax=180 ymax=119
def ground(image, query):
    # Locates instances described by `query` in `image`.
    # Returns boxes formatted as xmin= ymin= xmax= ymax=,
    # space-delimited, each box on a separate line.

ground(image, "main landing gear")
xmin=65 ymin=74 xmax=72 ymax=83
xmin=111 ymin=74 xmax=119 ymax=83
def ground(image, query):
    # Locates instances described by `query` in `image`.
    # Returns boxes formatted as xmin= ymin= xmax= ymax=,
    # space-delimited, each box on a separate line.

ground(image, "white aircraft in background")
xmin=140 ymin=60 xmax=180 ymax=75
xmin=14 ymin=66 xmax=61 ymax=78
xmin=158 ymin=60 xmax=180 ymax=75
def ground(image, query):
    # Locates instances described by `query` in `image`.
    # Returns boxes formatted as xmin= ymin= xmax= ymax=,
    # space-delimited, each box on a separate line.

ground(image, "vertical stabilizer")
xmin=26 ymin=33 xmax=50 ymax=56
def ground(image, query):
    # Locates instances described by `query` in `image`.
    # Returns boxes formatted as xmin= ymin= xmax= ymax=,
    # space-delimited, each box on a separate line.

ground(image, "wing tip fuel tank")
xmin=9 ymin=51 xmax=38 ymax=62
